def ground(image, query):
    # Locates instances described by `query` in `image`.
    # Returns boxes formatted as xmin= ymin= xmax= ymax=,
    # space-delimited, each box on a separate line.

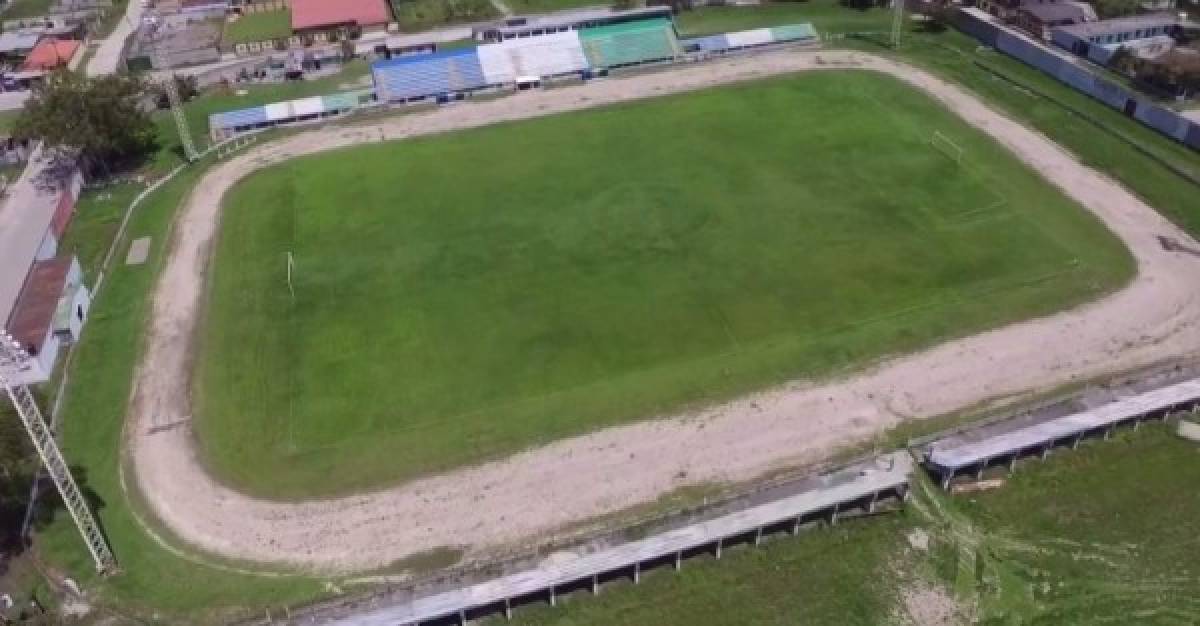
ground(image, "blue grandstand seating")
xmin=372 ymin=48 xmax=490 ymax=102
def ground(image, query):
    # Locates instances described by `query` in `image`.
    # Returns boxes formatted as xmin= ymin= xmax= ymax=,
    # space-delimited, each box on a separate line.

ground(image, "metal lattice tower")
xmin=891 ymin=0 xmax=905 ymax=48
xmin=0 ymin=333 xmax=116 ymax=574
xmin=164 ymin=76 xmax=199 ymax=162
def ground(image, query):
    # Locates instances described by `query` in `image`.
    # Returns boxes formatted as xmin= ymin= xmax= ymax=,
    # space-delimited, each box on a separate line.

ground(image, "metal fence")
xmin=956 ymin=8 xmax=1200 ymax=152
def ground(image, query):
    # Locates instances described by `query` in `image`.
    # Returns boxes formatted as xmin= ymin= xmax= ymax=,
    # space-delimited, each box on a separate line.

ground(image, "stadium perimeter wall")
xmin=956 ymin=8 xmax=1200 ymax=151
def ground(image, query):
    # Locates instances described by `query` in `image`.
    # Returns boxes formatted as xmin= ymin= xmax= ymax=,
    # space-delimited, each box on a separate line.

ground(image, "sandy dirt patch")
xmin=127 ymin=49 xmax=1200 ymax=571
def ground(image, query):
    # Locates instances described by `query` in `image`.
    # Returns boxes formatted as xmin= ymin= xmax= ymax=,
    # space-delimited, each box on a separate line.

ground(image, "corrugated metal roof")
xmin=0 ymin=31 xmax=41 ymax=53
xmin=22 ymin=38 xmax=80 ymax=70
xmin=328 ymin=452 xmax=912 ymax=625
xmin=1055 ymin=12 xmax=1178 ymax=38
xmin=7 ymin=257 xmax=73 ymax=354
xmin=928 ymin=379 xmax=1200 ymax=470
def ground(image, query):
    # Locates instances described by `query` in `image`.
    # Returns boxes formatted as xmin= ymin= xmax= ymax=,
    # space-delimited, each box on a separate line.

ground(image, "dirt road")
xmin=128 ymin=50 xmax=1200 ymax=572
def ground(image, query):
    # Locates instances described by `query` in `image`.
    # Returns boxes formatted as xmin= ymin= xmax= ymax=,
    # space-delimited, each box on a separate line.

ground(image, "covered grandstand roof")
xmin=578 ymin=18 xmax=680 ymax=68
xmin=373 ymin=47 xmax=490 ymax=102
xmin=681 ymin=23 xmax=817 ymax=53
xmin=209 ymin=89 xmax=372 ymax=133
xmin=373 ymin=17 xmax=750 ymax=102
xmin=290 ymin=0 xmax=392 ymax=31
xmin=477 ymin=30 xmax=589 ymax=84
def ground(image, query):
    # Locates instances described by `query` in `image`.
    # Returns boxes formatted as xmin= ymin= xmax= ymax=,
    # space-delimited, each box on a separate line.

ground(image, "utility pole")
xmin=0 ymin=333 xmax=116 ymax=574
xmin=891 ymin=0 xmax=905 ymax=48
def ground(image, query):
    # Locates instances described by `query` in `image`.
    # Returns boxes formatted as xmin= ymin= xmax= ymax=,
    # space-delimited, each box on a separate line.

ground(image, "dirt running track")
xmin=130 ymin=49 xmax=1200 ymax=572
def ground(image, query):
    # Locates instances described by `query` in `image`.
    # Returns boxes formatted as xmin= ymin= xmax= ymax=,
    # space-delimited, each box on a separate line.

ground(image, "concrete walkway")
xmin=86 ymin=0 xmax=144 ymax=77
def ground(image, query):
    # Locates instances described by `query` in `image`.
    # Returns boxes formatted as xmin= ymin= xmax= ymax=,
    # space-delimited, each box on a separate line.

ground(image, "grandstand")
xmin=372 ymin=18 xmax=683 ymax=103
xmin=578 ymin=18 xmax=681 ymax=70
xmin=212 ymin=18 xmax=820 ymax=137
xmin=208 ymin=89 xmax=374 ymax=141
xmin=477 ymin=31 xmax=590 ymax=86
xmin=681 ymin=24 xmax=819 ymax=55
xmin=372 ymin=48 xmax=493 ymax=103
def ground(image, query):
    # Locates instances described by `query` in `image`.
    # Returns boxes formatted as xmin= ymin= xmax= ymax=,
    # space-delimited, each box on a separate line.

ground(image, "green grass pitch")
xmin=222 ymin=10 xmax=293 ymax=45
xmin=195 ymin=71 xmax=1132 ymax=499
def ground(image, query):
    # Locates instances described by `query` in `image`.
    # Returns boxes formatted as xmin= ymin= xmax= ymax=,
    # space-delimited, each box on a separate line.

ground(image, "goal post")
xmin=930 ymin=131 xmax=965 ymax=165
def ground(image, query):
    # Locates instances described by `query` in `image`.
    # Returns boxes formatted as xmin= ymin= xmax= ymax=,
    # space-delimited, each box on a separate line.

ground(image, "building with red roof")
xmin=290 ymin=0 xmax=392 ymax=33
xmin=21 ymin=38 xmax=81 ymax=71
xmin=7 ymin=256 xmax=91 ymax=382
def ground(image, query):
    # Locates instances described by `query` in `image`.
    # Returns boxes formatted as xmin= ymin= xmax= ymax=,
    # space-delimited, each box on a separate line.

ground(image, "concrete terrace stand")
xmin=324 ymin=452 xmax=913 ymax=626
xmin=922 ymin=378 xmax=1200 ymax=489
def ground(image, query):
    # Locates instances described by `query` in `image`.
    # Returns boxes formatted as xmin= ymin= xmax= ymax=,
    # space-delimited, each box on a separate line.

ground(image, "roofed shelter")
xmin=22 ymin=38 xmax=81 ymax=71
xmin=0 ymin=31 xmax=42 ymax=64
xmin=289 ymin=0 xmax=391 ymax=35
xmin=6 ymin=256 xmax=91 ymax=383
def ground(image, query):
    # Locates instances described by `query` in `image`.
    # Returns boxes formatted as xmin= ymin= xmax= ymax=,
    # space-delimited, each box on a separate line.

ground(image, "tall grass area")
xmin=493 ymin=513 xmax=914 ymax=626
xmin=197 ymin=72 xmax=1131 ymax=499
xmin=675 ymin=2 xmax=890 ymax=36
xmin=505 ymin=0 xmax=610 ymax=13
xmin=947 ymin=425 xmax=1200 ymax=622
xmin=0 ymin=0 xmax=53 ymax=19
xmin=390 ymin=0 xmax=498 ymax=31
xmin=488 ymin=424 xmax=1200 ymax=625
xmin=222 ymin=9 xmax=293 ymax=45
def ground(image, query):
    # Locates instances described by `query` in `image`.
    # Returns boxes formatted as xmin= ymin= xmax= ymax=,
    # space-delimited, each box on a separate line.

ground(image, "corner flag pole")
xmin=287 ymin=251 xmax=295 ymax=300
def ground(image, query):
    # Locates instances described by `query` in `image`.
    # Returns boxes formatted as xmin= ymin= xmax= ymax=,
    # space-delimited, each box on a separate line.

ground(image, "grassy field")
xmin=675 ymin=2 xmax=890 ymax=37
xmin=28 ymin=2 xmax=1200 ymax=619
xmin=493 ymin=513 xmax=915 ymax=625
xmin=223 ymin=9 xmax=293 ymax=45
xmin=57 ymin=183 xmax=144 ymax=277
xmin=196 ymin=71 xmax=1132 ymax=499
xmin=34 ymin=153 xmax=329 ymax=625
xmin=943 ymin=425 xmax=1200 ymax=622
xmin=150 ymin=60 xmax=374 ymax=172
xmin=484 ymin=424 xmax=1200 ymax=625
xmin=390 ymin=0 xmax=498 ymax=31
xmin=854 ymin=30 xmax=1200 ymax=235
xmin=505 ymin=0 xmax=607 ymax=13
xmin=0 ymin=0 xmax=53 ymax=19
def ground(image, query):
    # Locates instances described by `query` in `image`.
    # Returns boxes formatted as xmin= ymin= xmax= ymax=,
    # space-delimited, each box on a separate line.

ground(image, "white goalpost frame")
xmin=930 ymin=130 xmax=965 ymax=165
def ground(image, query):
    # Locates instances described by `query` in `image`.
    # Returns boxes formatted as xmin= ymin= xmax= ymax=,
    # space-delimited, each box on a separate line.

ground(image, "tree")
xmin=13 ymin=71 xmax=158 ymax=175
xmin=151 ymin=73 xmax=199 ymax=110
xmin=1092 ymin=0 xmax=1139 ymax=18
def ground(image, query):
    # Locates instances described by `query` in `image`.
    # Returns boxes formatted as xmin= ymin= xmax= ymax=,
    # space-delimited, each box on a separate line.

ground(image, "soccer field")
xmin=196 ymin=72 xmax=1132 ymax=499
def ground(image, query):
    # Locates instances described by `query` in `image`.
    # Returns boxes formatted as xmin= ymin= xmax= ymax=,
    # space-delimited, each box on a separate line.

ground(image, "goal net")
xmin=930 ymin=131 xmax=964 ymax=165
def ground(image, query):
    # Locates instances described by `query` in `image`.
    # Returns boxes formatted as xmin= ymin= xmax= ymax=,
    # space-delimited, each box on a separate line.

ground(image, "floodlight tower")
xmin=0 ymin=333 xmax=116 ymax=574
xmin=152 ymin=47 xmax=199 ymax=162
xmin=163 ymin=74 xmax=199 ymax=162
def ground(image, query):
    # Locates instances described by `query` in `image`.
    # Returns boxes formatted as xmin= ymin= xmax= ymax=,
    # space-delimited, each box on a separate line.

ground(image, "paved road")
xmin=86 ymin=0 xmax=144 ymax=77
